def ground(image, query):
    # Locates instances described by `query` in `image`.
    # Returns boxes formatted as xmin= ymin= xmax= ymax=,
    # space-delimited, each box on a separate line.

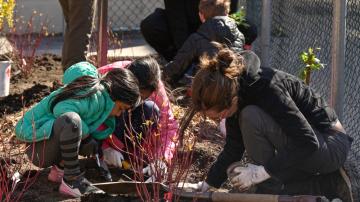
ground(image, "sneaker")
xmin=59 ymin=176 xmax=104 ymax=197
xmin=48 ymin=165 xmax=64 ymax=183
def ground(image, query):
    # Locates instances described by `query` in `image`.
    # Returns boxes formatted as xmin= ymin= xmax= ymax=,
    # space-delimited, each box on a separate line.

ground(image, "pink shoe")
xmin=47 ymin=165 xmax=64 ymax=183
xmin=59 ymin=177 xmax=103 ymax=197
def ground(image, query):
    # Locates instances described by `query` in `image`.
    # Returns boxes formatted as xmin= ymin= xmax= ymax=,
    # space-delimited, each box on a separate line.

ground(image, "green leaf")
xmin=308 ymin=47 xmax=314 ymax=55
xmin=300 ymin=52 xmax=308 ymax=62
xmin=137 ymin=132 xmax=142 ymax=141
xmin=229 ymin=8 xmax=247 ymax=27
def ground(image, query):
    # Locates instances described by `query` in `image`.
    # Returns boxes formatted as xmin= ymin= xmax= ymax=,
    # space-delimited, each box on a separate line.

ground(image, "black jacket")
xmin=164 ymin=0 xmax=201 ymax=50
xmin=164 ymin=16 xmax=245 ymax=83
xmin=206 ymin=51 xmax=343 ymax=188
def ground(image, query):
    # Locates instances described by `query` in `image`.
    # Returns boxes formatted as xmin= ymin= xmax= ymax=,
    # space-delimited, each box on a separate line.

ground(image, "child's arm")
xmin=149 ymin=80 xmax=179 ymax=163
xmin=163 ymin=33 xmax=200 ymax=84
xmin=97 ymin=61 xmax=132 ymax=74
xmin=97 ymin=123 xmax=125 ymax=151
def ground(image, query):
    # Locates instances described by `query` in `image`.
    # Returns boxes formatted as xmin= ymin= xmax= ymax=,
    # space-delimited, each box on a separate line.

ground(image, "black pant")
xmin=237 ymin=105 xmax=352 ymax=200
xmin=26 ymin=112 xmax=83 ymax=180
xmin=114 ymin=101 xmax=160 ymax=146
xmin=59 ymin=0 xmax=95 ymax=71
xmin=140 ymin=8 xmax=178 ymax=61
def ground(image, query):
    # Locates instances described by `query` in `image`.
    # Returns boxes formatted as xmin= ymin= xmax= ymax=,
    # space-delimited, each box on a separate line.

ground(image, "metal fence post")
xmin=98 ymin=0 xmax=108 ymax=67
xmin=260 ymin=0 xmax=272 ymax=68
xmin=330 ymin=0 xmax=346 ymax=120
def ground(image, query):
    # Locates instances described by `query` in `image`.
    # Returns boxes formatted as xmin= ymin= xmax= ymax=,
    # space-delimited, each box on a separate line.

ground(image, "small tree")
xmin=299 ymin=47 xmax=325 ymax=85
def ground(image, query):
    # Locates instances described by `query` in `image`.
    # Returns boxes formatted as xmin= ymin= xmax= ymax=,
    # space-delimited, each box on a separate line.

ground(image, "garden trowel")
xmin=92 ymin=181 xmax=169 ymax=195
xmin=93 ymin=181 xmax=329 ymax=202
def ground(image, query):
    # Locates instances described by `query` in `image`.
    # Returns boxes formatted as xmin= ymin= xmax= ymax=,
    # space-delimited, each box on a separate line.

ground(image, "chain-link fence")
xmin=247 ymin=0 xmax=360 ymax=200
xmin=107 ymin=0 xmax=163 ymax=31
xmin=343 ymin=0 xmax=360 ymax=200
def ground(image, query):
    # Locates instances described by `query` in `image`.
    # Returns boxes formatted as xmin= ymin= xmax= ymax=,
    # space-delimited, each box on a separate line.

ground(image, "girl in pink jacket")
xmin=97 ymin=58 xmax=178 ymax=181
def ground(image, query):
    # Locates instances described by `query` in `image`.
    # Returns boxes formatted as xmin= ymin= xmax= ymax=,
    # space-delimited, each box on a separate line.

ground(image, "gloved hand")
xmin=102 ymin=147 xmax=124 ymax=168
xmin=178 ymin=181 xmax=214 ymax=192
xmin=98 ymin=159 xmax=113 ymax=182
xmin=79 ymin=136 xmax=98 ymax=157
xmin=195 ymin=181 xmax=212 ymax=192
xmin=219 ymin=119 xmax=227 ymax=137
xmin=227 ymin=163 xmax=270 ymax=192
xmin=142 ymin=160 xmax=167 ymax=183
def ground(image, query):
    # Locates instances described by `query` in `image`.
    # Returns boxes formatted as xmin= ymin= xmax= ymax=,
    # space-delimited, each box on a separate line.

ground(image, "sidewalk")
xmin=2 ymin=32 xmax=156 ymax=58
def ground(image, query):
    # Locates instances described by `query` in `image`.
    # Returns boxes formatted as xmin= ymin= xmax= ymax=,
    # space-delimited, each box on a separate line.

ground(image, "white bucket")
xmin=0 ymin=61 xmax=11 ymax=97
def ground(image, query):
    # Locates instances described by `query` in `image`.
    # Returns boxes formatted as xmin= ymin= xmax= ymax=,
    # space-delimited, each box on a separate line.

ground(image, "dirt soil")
xmin=0 ymin=55 xmax=227 ymax=201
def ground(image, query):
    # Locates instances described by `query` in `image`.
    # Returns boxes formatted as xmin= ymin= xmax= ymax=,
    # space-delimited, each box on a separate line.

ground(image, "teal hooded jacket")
xmin=15 ymin=62 xmax=115 ymax=142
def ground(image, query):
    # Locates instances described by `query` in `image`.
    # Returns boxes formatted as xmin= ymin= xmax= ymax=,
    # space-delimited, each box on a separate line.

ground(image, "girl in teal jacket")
xmin=15 ymin=62 xmax=141 ymax=197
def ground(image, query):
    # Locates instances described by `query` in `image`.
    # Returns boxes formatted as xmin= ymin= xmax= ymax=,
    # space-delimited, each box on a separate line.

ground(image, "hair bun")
xmin=217 ymin=49 xmax=235 ymax=73
xmin=199 ymin=46 xmax=244 ymax=79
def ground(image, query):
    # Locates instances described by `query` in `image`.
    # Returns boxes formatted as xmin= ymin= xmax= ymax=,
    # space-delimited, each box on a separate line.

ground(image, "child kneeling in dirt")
xmin=96 ymin=58 xmax=178 ymax=182
xmin=163 ymin=0 xmax=245 ymax=87
xmin=15 ymin=62 xmax=141 ymax=197
xmin=186 ymin=47 xmax=353 ymax=201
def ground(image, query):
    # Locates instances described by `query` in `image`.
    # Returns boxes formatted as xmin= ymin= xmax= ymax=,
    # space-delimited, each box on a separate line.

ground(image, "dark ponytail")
xmin=50 ymin=76 xmax=102 ymax=112
xmin=50 ymin=68 xmax=141 ymax=112
xmin=101 ymin=68 xmax=141 ymax=107
xmin=127 ymin=57 xmax=161 ymax=92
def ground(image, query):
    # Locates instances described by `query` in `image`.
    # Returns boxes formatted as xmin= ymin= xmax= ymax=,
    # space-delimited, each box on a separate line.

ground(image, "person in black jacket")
xmin=141 ymin=0 xmax=201 ymax=62
xmin=187 ymin=47 xmax=353 ymax=201
xmin=140 ymin=0 xmax=256 ymax=63
xmin=163 ymin=0 xmax=245 ymax=86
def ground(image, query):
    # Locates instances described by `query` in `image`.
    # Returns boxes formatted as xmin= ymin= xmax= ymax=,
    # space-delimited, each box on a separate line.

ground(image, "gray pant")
xmin=59 ymin=0 xmax=96 ymax=71
xmin=239 ymin=105 xmax=351 ymax=176
xmin=26 ymin=112 xmax=82 ymax=180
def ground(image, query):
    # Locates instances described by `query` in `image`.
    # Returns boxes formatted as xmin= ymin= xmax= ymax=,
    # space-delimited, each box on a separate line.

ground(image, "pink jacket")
xmin=98 ymin=61 xmax=179 ymax=162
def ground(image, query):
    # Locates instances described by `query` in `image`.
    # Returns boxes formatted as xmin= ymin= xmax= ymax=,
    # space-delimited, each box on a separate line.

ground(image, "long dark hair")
xmin=50 ymin=68 xmax=141 ymax=112
xmin=127 ymin=57 xmax=161 ymax=92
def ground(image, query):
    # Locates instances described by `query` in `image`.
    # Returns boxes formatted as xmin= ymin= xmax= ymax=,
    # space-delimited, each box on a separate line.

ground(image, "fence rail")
xmin=108 ymin=0 xmax=163 ymax=31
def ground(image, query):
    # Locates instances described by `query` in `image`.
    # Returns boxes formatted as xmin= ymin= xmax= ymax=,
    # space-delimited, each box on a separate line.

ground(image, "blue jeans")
xmin=114 ymin=100 xmax=160 ymax=146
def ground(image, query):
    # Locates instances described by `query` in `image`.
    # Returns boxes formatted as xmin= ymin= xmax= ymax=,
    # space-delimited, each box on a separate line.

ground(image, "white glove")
xmin=195 ymin=181 xmax=212 ymax=192
xmin=102 ymin=147 xmax=124 ymax=168
xmin=142 ymin=160 xmax=167 ymax=183
xmin=219 ymin=119 xmax=227 ymax=137
xmin=228 ymin=163 xmax=270 ymax=192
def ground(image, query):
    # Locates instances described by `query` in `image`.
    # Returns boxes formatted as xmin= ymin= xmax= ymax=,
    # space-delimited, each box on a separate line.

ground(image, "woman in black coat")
xmin=188 ymin=47 xmax=353 ymax=201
